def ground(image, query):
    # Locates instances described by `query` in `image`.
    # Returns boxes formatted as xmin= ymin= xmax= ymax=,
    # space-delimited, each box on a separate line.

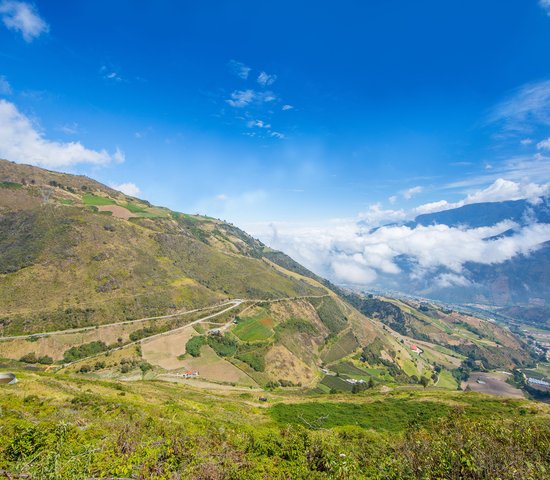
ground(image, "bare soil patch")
xmin=97 ymin=205 xmax=135 ymax=219
xmin=141 ymin=327 xmax=197 ymax=370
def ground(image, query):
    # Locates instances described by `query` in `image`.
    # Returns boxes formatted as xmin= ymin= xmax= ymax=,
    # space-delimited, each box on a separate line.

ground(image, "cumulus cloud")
xmin=257 ymin=219 xmax=550 ymax=287
xmin=0 ymin=1 xmax=48 ymax=42
xmin=257 ymin=71 xmax=277 ymax=86
xmin=464 ymin=178 xmax=550 ymax=204
xmin=0 ymin=75 xmax=12 ymax=95
xmin=537 ymin=137 xmax=550 ymax=150
xmin=0 ymin=99 xmax=124 ymax=168
xmin=403 ymin=185 xmax=423 ymax=199
xmin=358 ymin=203 xmax=407 ymax=226
xmin=112 ymin=182 xmax=140 ymax=196
xmin=228 ymin=60 xmax=251 ymax=80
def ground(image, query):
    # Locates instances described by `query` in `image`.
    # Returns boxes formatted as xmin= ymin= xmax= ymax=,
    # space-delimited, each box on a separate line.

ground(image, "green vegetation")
xmin=310 ymin=296 xmax=348 ymax=335
xmin=185 ymin=335 xmax=206 ymax=357
xmin=207 ymin=334 xmax=238 ymax=357
xmin=0 ymin=371 xmax=547 ymax=479
xmin=276 ymin=317 xmax=318 ymax=335
xmin=233 ymin=311 xmax=274 ymax=341
xmin=81 ymin=194 xmax=116 ymax=205
xmin=0 ymin=181 xmax=23 ymax=189
xmin=63 ymin=341 xmax=109 ymax=363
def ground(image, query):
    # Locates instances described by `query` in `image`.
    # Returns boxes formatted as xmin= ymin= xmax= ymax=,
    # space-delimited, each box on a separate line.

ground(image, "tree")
xmin=420 ymin=376 xmax=430 ymax=388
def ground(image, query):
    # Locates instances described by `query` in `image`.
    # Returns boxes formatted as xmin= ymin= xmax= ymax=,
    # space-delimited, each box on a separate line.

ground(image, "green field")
xmin=233 ymin=311 xmax=274 ymax=341
xmin=82 ymin=193 xmax=116 ymax=205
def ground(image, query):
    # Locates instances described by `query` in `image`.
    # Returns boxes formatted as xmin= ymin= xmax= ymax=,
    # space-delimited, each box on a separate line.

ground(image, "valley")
xmin=1 ymin=159 xmax=549 ymax=478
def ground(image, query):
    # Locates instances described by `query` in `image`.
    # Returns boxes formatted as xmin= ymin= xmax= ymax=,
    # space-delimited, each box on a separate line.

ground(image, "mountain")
xmin=367 ymin=198 xmax=550 ymax=327
xmin=0 ymin=159 xmax=536 ymax=391
xmin=411 ymin=198 xmax=550 ymax=228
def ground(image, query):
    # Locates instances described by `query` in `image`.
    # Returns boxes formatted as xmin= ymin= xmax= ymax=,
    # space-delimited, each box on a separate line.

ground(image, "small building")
xmin=181 ymin=371 xmax=199 ymax=378
xmin=208 ymin=328 xmax=221 ymax=336
xmin=410 ymin=344 xmax=423 ymax=354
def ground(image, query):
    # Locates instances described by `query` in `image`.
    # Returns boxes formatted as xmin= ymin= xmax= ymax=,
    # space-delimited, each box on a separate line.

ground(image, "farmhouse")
xmin=410 ymin=344 xmax=423 ymax=354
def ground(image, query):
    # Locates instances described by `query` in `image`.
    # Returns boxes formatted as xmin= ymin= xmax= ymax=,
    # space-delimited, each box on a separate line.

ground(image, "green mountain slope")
xmin=0 ymin=159 xmax=537 ymax=391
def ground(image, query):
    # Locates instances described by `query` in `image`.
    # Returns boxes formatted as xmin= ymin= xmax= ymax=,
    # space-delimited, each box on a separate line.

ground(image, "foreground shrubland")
xmin=0 ymin=371 xmax=548 ymax=479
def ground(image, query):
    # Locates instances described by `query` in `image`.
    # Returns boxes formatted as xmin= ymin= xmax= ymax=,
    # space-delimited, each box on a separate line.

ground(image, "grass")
xmin=81 ymin=193 xmax=116 ymax=206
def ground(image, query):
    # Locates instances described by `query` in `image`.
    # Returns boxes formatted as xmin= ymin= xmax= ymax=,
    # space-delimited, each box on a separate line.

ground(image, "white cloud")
xmin=358 ymin=203 xmax=407 ymax=226
xmin=414 ymin=200 xmax=456 ymax=215
xmin=0 ymin=75 xmax=12 ymax=95
xmin=388 ymin=195 xmax=397 ymax=205
xmin=520 ymin=138 xmax=533 ymax=145
xmin=282 ymin=104 xmax=294 ymax=111
xmin=0 ymin=99 xmax=123 ymax=168
xmin=226 ymin=89 xmax=255 ymax=107
xmin=270 ymin=131 xmax=285 ymax=139
xmin=403 ymin=185 xmax=423 ymax=199
xmin=112 ymin=182 xmax=140 ymax=196
xmin=216 ymin=193 xmax=228 ymax=201
xmin=228 ymin=60 xmax=251 ymax=80
xmin=247 ymin=119 xmax=271 ymax=129
xmin=464 ymin=178 xmax=550 ymax=204
xmin=256 ymin=219 xmax=550 ymax=287
xmin=537 ymin=137 xmax=550 ymax=150
xmin=257 ymin=71 xmax=277 ymax=86
xmin=0 ymin=1 xmax=48 ymax=42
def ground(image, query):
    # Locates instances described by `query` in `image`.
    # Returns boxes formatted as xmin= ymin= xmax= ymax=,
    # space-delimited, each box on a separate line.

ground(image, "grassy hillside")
xmin=0 ymin=159 xmax=323 ymax=336
xmin=0 ymin=369 xmax=548 ymax=479
xmin=0 ymin=159 xmax=541 ymax=395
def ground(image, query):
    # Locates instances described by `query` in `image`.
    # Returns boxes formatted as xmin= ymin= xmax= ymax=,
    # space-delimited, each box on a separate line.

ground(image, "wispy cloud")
xmin=257 ymin=71 xmax=277 ymax=86
xmin=488 ymin=79 xmax=550 ymax=131
xmin=539 ymin=0 xmax=550 ymax=15
xmin=226 ymin=89 xmax=276 ymax=108
xmin=403 ymin=185 xmax=423 ymax=199
xmin=0 ymin=1 xmax=48 ymax=42
xmin=270 ymin=131 xmax=285 ymax=139
xmin=537 ymin=137 xmax=550 ymax=150
xmin=282 ymin=104 xmax=294 ymax=111
xmin=226 ymin=89 xmax=255 ymax=107
xmin=100 ymin=66 xmax=123 ymax=82
xmin=0 ymin=99 xmax=124 ymax=168
xmin=228 ymin=60 xmax=251 ymax=80
xmin=58 ymin=122 xmax=79 ymax=135
xmin=0 ymin=75 xmax=12 ymax=95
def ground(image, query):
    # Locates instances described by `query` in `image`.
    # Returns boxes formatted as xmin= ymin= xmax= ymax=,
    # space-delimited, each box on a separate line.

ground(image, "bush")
xmin=19 ymin=352 xmax=37 ymax=363
xmin=185 ymin=336 xmax=206 ymax=357
xmin=63 ymin=341 xmax=108 ymax=363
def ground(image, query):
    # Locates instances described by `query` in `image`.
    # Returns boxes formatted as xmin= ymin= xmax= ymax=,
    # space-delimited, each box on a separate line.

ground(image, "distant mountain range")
xmin=371 ymin=197 xmax=550 ymax=327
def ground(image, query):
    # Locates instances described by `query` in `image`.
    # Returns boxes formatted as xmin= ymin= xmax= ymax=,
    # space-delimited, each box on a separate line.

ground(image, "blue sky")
xmin=2 ymin=1 xmax=550 ymax=285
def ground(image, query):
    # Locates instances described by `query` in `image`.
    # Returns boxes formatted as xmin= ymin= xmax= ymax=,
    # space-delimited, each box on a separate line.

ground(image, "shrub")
xmin=185 ymin=336 xmax=206 ymax=357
